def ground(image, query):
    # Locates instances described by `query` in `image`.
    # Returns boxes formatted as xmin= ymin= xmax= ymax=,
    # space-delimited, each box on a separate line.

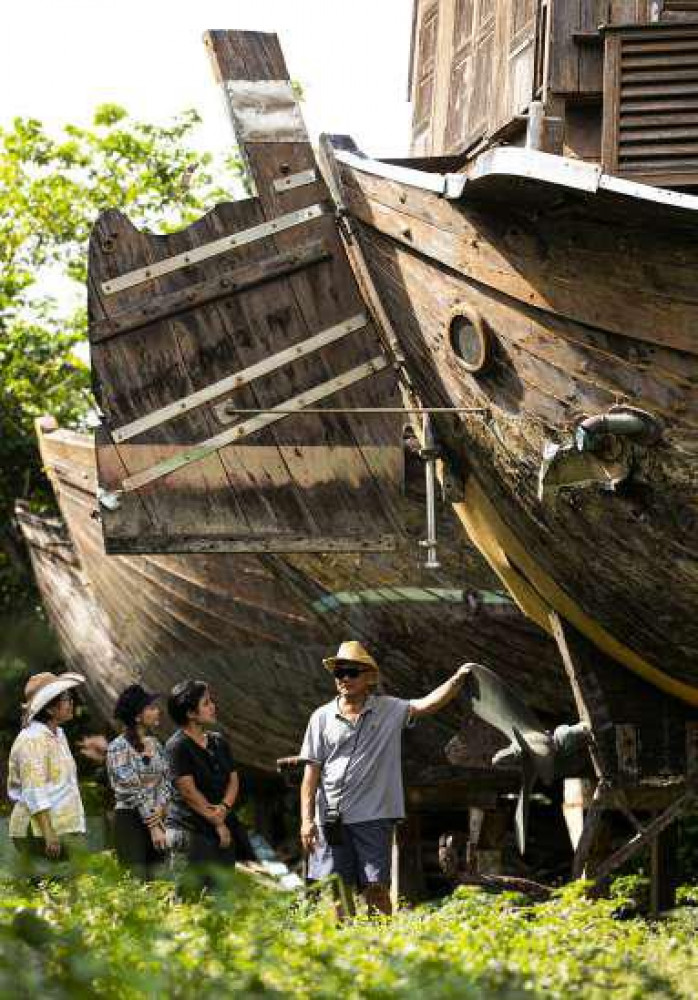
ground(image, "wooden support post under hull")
xmin=549 ymin=611 xmax=616 ymax=780
xmin=590 ymin=790 xmax=695 ymax=889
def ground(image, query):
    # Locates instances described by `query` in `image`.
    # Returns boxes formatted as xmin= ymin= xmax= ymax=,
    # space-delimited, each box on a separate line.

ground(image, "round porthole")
xmin=448 ymin=309 xmax=492 ymax=374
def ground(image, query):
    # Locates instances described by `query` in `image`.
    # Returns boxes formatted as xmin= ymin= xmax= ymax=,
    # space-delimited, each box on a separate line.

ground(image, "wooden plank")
xmin=591 ymin=792 xmax=695 ymax=885
xmin=338 ymin=164 xmax=698 ymax=356
xmin=622 ymin=67 xmax=698 ymax=83
xmin=602 ymin=34 xmax=622 ymax=174
xmin=622 ymin=53 xmax=698 ymax=68
xmin=113 ymin=312 xmax=368 ymax=441
xmin=622 ymin=97 xmax=698 ymax=111
xmin=120 ymin=356 xmax=390 ymax=492
xmin=171 ymin=197 xmax=328 ymax=539
xmin=572 ymin=781 xmax=608 ymax=878
xmin=89 ymin=209 xmax=254 ymax=539
xmin=205 ymin=29 xmax=406 ymax=538
xmin=106 ymin=534 xmax=398 ymax=555
xmin=620 ymin=141 xmax=698 ymax=156
xmin=101 ymin=204 xmax=325 ymax=294
xmin=578 ymin=0 xmax=605 ymax=95
xmin=620 ymin=127 xmax=698 ymax=142
xmin=549 ymin=613 xmax=617 ymax=780
xmin=620 ymin=112 xmax=698 ymax=125
xmin=622 ymin=81 xmax=698 ymax=96
xmin=363 ymin=231 xmax=698 ymax=429
xmin=549 ymin=0 xmax=581 ymax=95
xmin=91 ymin=240 xmax=331 ymax=343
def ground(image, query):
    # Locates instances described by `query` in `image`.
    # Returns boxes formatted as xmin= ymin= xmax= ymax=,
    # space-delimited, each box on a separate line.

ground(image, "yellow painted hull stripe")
xmin=451 ymin=475 xmax=698 ymax=708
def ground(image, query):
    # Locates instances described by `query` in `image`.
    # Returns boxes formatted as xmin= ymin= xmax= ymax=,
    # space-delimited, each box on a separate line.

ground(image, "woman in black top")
xmin=165 ymin=680 xmax=240 ymax=879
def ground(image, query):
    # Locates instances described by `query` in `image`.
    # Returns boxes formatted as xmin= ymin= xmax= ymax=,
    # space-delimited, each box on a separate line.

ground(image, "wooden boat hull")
xmin=333 ymin=146 xmax=698 ymax=704
xmin=15 ymin=504 xmax=134 ymax=720
xmin=23 ymin=421 xmax=564 ymax=780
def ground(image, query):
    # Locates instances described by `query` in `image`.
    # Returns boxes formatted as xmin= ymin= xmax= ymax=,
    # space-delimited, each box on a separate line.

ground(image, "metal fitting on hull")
xmin=575 ymin=406 xmax=663 ymax=454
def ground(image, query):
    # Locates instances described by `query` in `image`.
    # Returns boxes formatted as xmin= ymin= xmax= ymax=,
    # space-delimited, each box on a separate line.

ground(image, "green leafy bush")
xmin=0 ymin=857 xmax=696 ymax=999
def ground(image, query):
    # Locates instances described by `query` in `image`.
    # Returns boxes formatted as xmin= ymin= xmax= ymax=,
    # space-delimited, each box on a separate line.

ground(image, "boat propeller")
xmin=463 ymin=663 xmax=590 ymax=854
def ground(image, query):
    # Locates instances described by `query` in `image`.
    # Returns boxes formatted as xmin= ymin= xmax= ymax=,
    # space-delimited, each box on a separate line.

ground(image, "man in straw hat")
xmin=299 ymin=640 xmax=471 ymax=915
xmin=7 ymin=671 xmax=87 ymax=871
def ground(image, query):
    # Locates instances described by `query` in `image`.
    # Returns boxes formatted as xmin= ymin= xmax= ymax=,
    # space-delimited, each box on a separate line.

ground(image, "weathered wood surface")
xmin=340 ymin=160 xmax=698 ymax=356
xmin=603 ymin=24 xmax=698 ymax=188
xmin=88 ymin=30 xmax=406 ymax=554
xmin=410 ymin=0 xmax=537 ymax=157
xmin=27 ymin=422 xmax=567 ymax=774
xmin=14 ymin=503 xmax=134 ymax=720
xmin=409 ymin=1 xmax=698 ymax=188
xmin=334 ymin=154 xmax=698 ymax=700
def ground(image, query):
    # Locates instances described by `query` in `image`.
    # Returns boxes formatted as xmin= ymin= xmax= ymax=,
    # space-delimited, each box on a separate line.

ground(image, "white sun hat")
xmin=22 ymin=671 xmax=85 ymax=724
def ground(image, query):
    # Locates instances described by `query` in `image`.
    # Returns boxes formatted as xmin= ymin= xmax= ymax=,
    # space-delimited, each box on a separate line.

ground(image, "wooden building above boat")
xmin=409 ymin=0 xmax=698 ymax=190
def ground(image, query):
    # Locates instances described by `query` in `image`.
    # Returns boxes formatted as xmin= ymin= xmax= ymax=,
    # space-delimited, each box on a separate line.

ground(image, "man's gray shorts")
xmin=308 ymin=819 xmax=394 ymax=888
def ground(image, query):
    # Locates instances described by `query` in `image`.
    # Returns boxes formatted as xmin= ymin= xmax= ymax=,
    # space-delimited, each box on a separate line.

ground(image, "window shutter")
xmin=445 ymin=0 xmax=476 ymax=150
xmin=413 ymin=5 xmax=439 ymax=134
xmin=603 ymin=23 xmax=698 ymax=187
xmin=662 ymin=2 xmax=698 ymax=15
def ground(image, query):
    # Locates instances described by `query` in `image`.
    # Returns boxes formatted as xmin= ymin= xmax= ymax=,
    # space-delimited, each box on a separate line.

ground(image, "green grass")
xmin=0 ymin=856 xmax=696 ymax=999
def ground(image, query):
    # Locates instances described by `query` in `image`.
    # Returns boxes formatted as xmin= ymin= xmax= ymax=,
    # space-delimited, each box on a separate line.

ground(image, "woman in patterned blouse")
xmin=106 ymin=684 xmax=169 ymax=880
xmin=8 ymin=671 xmax=87 ymax=872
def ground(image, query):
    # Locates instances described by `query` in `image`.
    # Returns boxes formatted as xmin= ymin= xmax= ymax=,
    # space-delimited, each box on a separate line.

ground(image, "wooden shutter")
xmin=508 ymin=0 xmax=536 ymax=118
xmin=468 ymin=1 xmax=496 ymax=139
xmin=413 ymin=4 xmax=439 ymax=136
xmin=445 ymin=0 xmax=476 ymax=150
xmin=603 ymin=24 xmax=698 ymax=187
xmin=511 ymin=0 xmax=535 ymax=43
xmin=662 ymin=1 xmax=698 ymax=17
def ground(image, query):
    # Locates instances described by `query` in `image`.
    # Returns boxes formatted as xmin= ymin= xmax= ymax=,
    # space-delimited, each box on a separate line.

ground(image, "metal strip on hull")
xmin=334 ymin=141 xmax=698 ymax=213
xmin=273 ymin=168 xmax=318 ymax=192
xmin=120 ymin=355 xmax=391 ymax=492
xmin=101 ymin=204 xmax=325 ymax=294
xmin=112 ymin=313 xmax=369 ymax=441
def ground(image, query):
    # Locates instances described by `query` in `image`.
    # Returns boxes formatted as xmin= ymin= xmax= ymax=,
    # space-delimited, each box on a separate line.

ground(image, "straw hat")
xmin=22 ymin=671 xmax=85 ymax=724
xmin=322 ymin=640 xmax=379 ymax=674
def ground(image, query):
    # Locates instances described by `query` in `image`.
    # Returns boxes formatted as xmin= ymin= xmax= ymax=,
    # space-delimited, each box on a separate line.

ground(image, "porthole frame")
xmin=447 ymin=306 xmax=492 ymax=374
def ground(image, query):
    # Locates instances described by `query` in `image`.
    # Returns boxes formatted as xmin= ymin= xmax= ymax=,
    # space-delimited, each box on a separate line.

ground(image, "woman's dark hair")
xmin=114 ymin=685 xmax=156 ymax=752
xmin=124 ymin=725 xmax=144 ymax=753
xmin=168 ymin=680 xmax=208 ymax=727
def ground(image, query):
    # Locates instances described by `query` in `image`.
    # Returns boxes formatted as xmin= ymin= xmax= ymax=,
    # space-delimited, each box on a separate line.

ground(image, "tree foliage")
xmin=0 ymin=104 xmax=243 ymax=620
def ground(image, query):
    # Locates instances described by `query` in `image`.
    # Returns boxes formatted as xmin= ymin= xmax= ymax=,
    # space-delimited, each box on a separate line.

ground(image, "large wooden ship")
xmin=28 ymin=18 xmax=693 ymax=895
xmin=320 ymin=2 xmax=698 ymax=891
xmin=22 ymin=418 xmax=563 ymax=782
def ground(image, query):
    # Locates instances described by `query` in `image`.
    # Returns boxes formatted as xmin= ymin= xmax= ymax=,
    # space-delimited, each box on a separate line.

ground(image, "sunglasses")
xmin=333 ymin=666 xmax=371 ymax=680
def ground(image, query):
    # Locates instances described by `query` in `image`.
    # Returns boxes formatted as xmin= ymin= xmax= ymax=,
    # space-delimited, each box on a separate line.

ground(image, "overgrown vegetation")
xmin=0 ymin=104 xmax=244 ymax=622
xmin=0 ymin=105 xmax=246 ymax=718
xmin=0 ymin=858 xmax=696 ymax=999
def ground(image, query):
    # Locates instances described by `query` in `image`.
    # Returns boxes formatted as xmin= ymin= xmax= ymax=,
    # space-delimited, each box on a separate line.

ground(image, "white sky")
xmin=0 ymin=0 xmax=414 ymax=159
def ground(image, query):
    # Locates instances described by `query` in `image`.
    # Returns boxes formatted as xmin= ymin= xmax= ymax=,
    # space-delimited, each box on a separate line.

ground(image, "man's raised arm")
xmin=409 ymin=664 xmax=473 ymax=719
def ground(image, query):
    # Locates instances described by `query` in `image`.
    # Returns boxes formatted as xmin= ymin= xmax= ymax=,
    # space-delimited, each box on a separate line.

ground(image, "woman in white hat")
xmin=7 ymin=671 xmax=87 ymax=869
